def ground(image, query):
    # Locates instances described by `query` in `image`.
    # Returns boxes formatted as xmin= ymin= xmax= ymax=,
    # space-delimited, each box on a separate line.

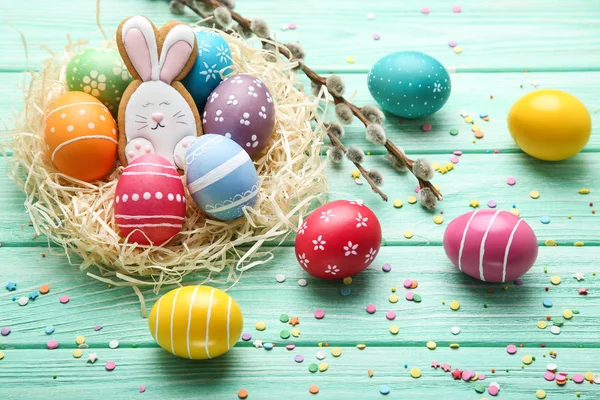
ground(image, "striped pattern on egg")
xmin=443 ymin=209 xmax=538 ymax=282
xmin=114 ymin=154 xmax=186 ymax=246
xmin=148 ymin=285 xmax=243 ymax=360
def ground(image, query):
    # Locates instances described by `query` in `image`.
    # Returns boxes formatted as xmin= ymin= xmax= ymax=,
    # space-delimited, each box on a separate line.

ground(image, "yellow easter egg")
xmin=508 ymin=89 xmax=591 ymax=161
xmin=148 ymin=285 xmax=243 ymax=359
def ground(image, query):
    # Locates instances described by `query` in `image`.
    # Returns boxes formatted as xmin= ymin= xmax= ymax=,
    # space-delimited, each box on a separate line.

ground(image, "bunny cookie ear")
xmin=157 ymin=22 xmax=197 ymax=84
xmin=117 ymin=16 xmax=160 ymax=82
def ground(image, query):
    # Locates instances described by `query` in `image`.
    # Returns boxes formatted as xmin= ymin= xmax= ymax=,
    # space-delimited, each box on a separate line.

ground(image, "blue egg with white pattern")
xmin=367 ymin=51 xmax=451 ymax=119
xmin=181 ymin=30 xmax=233 ymax=111
xmin=185 ymin=134 xmax=259 ymax=221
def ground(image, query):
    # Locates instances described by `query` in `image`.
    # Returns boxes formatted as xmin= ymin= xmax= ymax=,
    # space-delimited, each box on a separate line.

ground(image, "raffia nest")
xmin=6 ymin=27 xmax=327 ymax=308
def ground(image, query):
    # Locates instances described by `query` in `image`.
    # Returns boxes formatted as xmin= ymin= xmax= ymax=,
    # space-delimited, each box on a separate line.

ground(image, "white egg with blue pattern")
xmin=367 ymin=51 xmax=451 ymax=119
xmin=185 ymin=134 xmax=259 ymax=221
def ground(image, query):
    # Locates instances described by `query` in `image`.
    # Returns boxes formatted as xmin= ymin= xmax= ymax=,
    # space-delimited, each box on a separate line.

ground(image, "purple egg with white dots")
xmin=202 ymin=74 xmax=275 ymax=158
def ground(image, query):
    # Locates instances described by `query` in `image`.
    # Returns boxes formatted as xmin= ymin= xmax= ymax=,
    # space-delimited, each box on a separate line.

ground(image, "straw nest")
xmin=6 ymin=28 xmax=328 ymax=304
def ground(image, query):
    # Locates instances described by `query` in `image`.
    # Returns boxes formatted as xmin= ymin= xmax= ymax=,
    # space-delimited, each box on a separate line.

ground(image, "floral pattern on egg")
xmin=202 ymin=74 xmax=275 ymax=158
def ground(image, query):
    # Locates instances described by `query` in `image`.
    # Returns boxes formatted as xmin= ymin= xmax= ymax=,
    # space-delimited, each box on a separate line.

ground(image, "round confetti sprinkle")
xmin=422 ymin=123 xmax=432 ymax=132
xmin=286 ymin=344 xmax=296 ymax=350
xmin=388 ymin=294 xmax=399 ymax=303
xmin=263 ymin=343 xmax=274 ymax=350
xmin=47 ymin=339 xmax=59 ymax=350
xmin=386 ymin=311 xmax=396 ymax=320
xmin=451 ymin=326 xmax=461 ymax=335
xmin=450 ymin=300 xmax=460 ymax=311
xmin=72 ymin=349 xmax=83 ymax=358
xmin=462 ymin=370 xmax=474 ymax=381
xmin=547 ymin=363 xmax=557 ymax=371
xmin=279 ymin=314 xmax=290 ymax=323
xmin=45 ymin=326 xmax=55 ymax=335
xmin=294 ymin=354 xmax=304 ymax=363
xmin=18 ymin=297 xmax=29 ymax=306
xmin=506 ymin=177 xmax=516 ymax=186
xmin=275 ymin=274 xmax=286 ymax=283
xmin=105 ymin=361 xmax=116 ymax=371
xmin=426 ymin=341 xmax=437 ymax=350
xmin=563 ymin=310 xmax=573 ymax=319
xmin=331 ymin=347 xmax=342 ymax=357
xmin=530 ymin=190 xmax=540 ymax=199
xmin=389 ymin=325 xmax=399 ymax=335
xmin=95 ymin=325 xmax=103 ymax=331
xmin=393 ymin=199 xmax=403 ymax=208
xmin=522 ymin=355 xmax=533 ymax=365
xmin=298 ymin=279 xmax=307 ymax=287
xmin=544 ymin=371 xmax=555 ymax=381
xmin=450 ymin=128 xmax=459 ymax=135
xmin=506 ymin=344 xmax=517 ymax=354
xmin=405 ymin=292 xmax=414 ymax=301
xmin=0 ymin=327 xmax=10 ymax=336
xmin=421 ymin=6 xmax=430 ymax=14
xmin=288 ymin=23 xmax=296 ymax=30
xmin=382 ymin=263 xmax=392 ymax=272
xmin=309 ymin=363 xmax=318 ymax=373
xmin=487 ymin=200 xmax=497 ymax=208
xmin=318 ymin=362 xmax=328 ymax=372
xmin=545 ymin=239 xmax=556 ymax=246
xmin=474 ymin=130 xmax=484 ymax=139
xmin=372 ymin=33 xmax=381 ymax=40
xmin=314 ymin=309 xmax=325 ymax=319
xmin=413 ymin=294 xmax=422 ymax=303
xmin=584 ymin=371 xmax=594 ymax=381
xmin=550 ymin=326 xmax=561 ymax=335
xmin=39 ymin=284 xmax=50 ymax=294
xmin=59 ymin=295 xmax=70 ymax=304
xmin=255 ymin=321 xmax=266 ymax=331
xmin=475 ymin=384 xmax=485 ymax=393
xmin=109 ymin=340 xmax=119 ymax=349
xmin=366 ymin=304 xmax=377 ymax=314
xmin=540 ymin=216 xmax=551 ymax=224
xmin=346 ymin=56 xmax=355 ymax=64
xmin=379 ymin=385 xmax=390 ymax=395
xmin=242 ymin=332 xmax=252 ymax=341
xmin=550 ymin=276 xmax=561 ymax=285
xmin=452 ymin=5 xmax=462 ymax=12
xmin=536 ymin=389 xmax=546 ymax=399
xmin=453 ymin=46 xmax=463 ymax=54
xmin=510 ymin=208 xmax=520 ymax=216
xmin=410 ymin=280 xmax=419 ymax=289
xmin=407 ymin=196 xmax=417 ymax=204
xmin=316 ymin=350 xmax=326 ymax=360
xmin=292 ymin=328 xmax=300 ymax=337
xmin=309 ymin=385 xmax=319 ymax=394
xmin=450 ymin=156 xmax=459 ymax=164
xmin=75 ymin=336 xmax=85 ymax=345
xmin=448 ymin=41 xmax=458 ymax=48
xmin=404 ymin=230 xmax=413 ymax=239
xmin=488 ymin=384 xmax=499 ymax=396
xmin=572 ymin=373 xmax=584 ymax=383
xmin=340 ymin=287 xmax=352 ymax=296
xmin=403 ymin=279 xmax=413 ymax=289
xmin=543 ymin=299 xmax=553 ymax=307
xmin=0 ymin=352 xmax=4 ymax=360
xmin=343 ymin=277 xmax=352 ymax=285
xmin=433 ymin=215 xmax=444 ymax=224
xmin=537 ymin=321 xmax=547 ymax=329
xmin=411 ymin=368 xmax=421 ymax=378
xmin=280 ymin=330 xmax=290 ymax=339
xmin=238 ymin=389 xmax=249 ymax=399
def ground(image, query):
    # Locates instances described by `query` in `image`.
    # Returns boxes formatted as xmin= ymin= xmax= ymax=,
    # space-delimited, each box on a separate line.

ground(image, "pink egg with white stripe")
xmin=443 ymin=209 xmax=538 ymax=282
xmin=114 ymin=154 xmax=186 ymax=246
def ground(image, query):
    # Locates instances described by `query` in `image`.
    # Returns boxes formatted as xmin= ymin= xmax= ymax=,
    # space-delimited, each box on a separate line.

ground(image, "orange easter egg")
xmin=44 ymin=91 xmax=118 ymax=181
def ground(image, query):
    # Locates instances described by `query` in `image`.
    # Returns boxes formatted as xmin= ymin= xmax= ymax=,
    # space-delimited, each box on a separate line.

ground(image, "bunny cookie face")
xmin=117 ymin=16 xmax=202 ymax=170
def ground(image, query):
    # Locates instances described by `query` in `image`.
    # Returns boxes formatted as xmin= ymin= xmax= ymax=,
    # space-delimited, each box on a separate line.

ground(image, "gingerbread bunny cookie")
xmin=116 ymin=15 xmax=202 ymax=170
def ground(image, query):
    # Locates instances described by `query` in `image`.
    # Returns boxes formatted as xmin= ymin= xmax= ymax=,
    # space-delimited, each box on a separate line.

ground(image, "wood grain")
xmin=1 ymin=1 xmax=600 ymax=72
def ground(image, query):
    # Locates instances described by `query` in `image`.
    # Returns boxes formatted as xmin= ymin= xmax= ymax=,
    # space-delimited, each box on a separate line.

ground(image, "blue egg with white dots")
xmin=185 ymin=134 xmax=259 ymax=221
xmin=367 ymin=51 xmax=451 ymax=119
xmin=181 ymin=29 xmax=233 ymax=111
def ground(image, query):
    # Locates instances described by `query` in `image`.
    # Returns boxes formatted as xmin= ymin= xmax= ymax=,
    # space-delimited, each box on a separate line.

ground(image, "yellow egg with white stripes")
xmin=148 ymin=285 xmax=243 ymax=359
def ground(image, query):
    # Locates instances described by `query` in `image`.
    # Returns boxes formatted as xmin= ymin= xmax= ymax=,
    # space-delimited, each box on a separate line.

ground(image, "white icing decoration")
xmin=204 ymin=184 xmax=259 ymax=213
xmin=168 ymin=193 xmax=174 ymax=201
xmin=132 ymin=193 xmax=140 ymax=201
xmin=143 ymin=192 xmax=151 ymax=200
xmin=155 ymin=192 xmax=163 ymax=200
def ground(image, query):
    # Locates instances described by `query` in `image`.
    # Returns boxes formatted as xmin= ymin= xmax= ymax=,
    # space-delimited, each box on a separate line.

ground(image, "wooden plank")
xmin=1 ymin=246 xmax=598 ymax=347
xmin=325 ymin=151 xmax=600 ymax=245
xmin=1 ymin=0 xmax=600 ymax=72
xmin=1 ymin=346 xmax=599 ymax=399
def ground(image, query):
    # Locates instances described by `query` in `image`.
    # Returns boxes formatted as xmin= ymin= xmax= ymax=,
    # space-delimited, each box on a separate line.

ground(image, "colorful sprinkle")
xmin=411 ymin=368 xmax=421 ymax=378
xmin=393 ymin=199 xmax=403 ymax=208
xmin=105 ymin=361 xmax=116 ymax=371
xmin=426 ymin=341 xmax=437 ymax=350
xmin=275 ymin=274 xmax=286 ymax=283
xmin=294 ymin=354 xmax=304 ymax=363
xmin=0 ymin=327 xmax=10 ymax=336
xmin=408 ymin=196 xmax=417 ymax=204
xmin=242 ymin=332 xmax=252 ymax=341
xmin=373 ymin=33 xmax=381 ymax=40
xmin=543 ymin=298 xmax=553 ymax=307
xmin=238 ymin=389 xmax=249 ymax=399
xmin=506 ymin=344 xmax=517 ymax=354
xmin=433 ymin=215 xmax=444 ymax=224
xmin=255 ymin=321 xmax=266 ymax=331
xmin=386 ymin=311 xmax=396 ymax=320
xmin=47 ymin=339 xmax=59 ymax=350
xmin=314 ymin=309 xmax=325 ymax=319
xmin=72 ymin=349 xmax=83 ymax=358
xmin=530 ymin=190 xmax=540 ymax=199
xmin=59 ymin=295 xmax=70 ymax=304
xmin=309 ymin=385 xmax=319 ymax=395
xmin=18 ymin=297 xmax=28 ymax=306
xmin=450 ymin=300 xmax=460 ymax=311
xmin=382 ymin=263 xmax=392 ymax=272
xmin=379 ymin=385 xmax=390 ymax=395
xmin=421 ymin=6 xmax=430 ymax=14
xmin=366 ymin=304 xmax=377 ymax=314
xmin=540 ymin=216 xmax=551 ymax=224
xmin=506 ymin=177 xmax=516 ymax=185
xmin=389 ymin=325 xmax=399 ymax=335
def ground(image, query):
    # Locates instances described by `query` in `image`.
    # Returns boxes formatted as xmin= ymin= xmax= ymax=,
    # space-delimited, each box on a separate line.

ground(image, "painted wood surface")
xmin=1 ymin=0 xmax=599 ymax=399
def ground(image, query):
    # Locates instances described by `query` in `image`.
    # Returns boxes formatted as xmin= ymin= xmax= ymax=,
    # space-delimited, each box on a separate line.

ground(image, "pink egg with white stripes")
xmin=443 ymin=209 xmax=538 ymax=282
xmin=114 ymin=154 xmax=186 ymax=246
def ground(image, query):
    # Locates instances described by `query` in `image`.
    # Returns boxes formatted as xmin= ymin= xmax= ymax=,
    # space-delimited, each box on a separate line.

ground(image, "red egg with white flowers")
xmin=114 ymin=154 xmax=186 ymax=246
xmin=295 ymin=200 xmax=382 ymax=279
xmin=443 ymin=209 xmax=538 ymax=282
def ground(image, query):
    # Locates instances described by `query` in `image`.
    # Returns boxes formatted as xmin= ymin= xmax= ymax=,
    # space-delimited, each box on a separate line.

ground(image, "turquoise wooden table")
xmin=1 ymin=1 xmax=600 ymax=398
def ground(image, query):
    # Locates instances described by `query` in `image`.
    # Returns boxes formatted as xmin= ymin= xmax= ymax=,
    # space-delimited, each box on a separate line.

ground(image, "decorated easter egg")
xmin=65 ymin=48 xmax=133 ymax=117
xmin=367 ymin=51 xmax=451 ymax=119
xmin=443 ymin=209 xmax=538 ymax=282
xmin=185 ymin=134 xmax=259 ymax=221
xmin=294 ymin=200 xmax=382 ymax=280
xmin=181 ymin=29 xmax=232 ymax=111
xmin=114 ymin=154 xmax=186 ymax=245
xmin=202 ymin=74 xmax=275 ymax=158
xmin=44 ymin=91 xmax=117 ymax=182
xmin=149 ymin=285 xmax=243 ymax=359
xmin=508 ymin=89 xmax=591 ymax=161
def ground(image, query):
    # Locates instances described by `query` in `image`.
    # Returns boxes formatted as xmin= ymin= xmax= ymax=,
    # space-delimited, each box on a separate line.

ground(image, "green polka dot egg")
xmin=368 ymin=51 xmax=451 ymax=119
xmin=66 ymin=48 xmax=132 ymax=117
